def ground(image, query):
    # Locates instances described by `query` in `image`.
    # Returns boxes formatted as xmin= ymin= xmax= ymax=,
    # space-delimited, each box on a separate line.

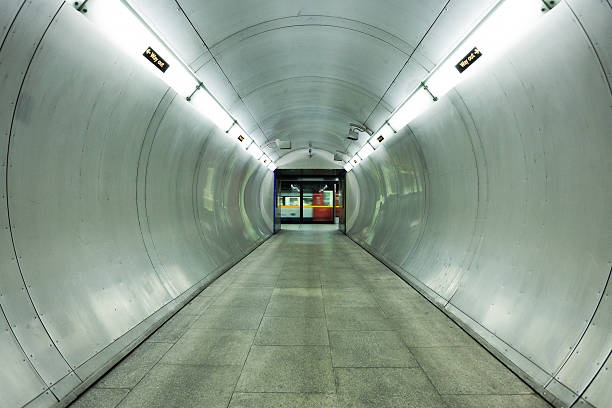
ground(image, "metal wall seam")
xmin=347 ymin=3 xmax=612 ymax=406
xmin=1 ymin=0 xmax=75 ymax=392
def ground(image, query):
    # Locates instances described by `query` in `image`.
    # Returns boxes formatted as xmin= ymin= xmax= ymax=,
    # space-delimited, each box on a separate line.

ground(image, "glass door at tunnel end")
xmin=278 ymin=181 xmax=302 ymax=223
xmin=301 ymin=182 xmax=335 ymax=224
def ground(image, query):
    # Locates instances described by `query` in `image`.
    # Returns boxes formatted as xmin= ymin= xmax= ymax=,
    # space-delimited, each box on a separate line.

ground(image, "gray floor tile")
xmin=229 ymin=393 xmax=337 ymax=408
xmin=376 ymin=295 xmax=435 ymax=318
xmin=370 ymin=287 xmax=421 ymax=300
xmin=180 ymin=296 xmax=216 ymax=315
xmin=335 ymin=367 xmax=446 ymax=408
xmin=329 ymin=331 xmax=418 ymax=368
xmin=161 ymin=329 xmax=255 ymax=365
xmin=390 ymin=307 xmax=448 ymax=327
xmin=273 ymin=288 xmax=323 ymax=296
xmin=266 ymin=289 xmax=324 ymax=317
xmin=265 ymin=297 xmax=325 ymax=317
xmin=117 ymin=364 xmax=240 ymax=408
xmin=322 ymin=289 xmax=378 ymax=307
xmin=95 ymin=364 xmax=152 ymax=390
xmin=398 ymin=317 xmax=473 ymax=347
xmin=279 ymin=268 xmax=318 ymax=276
xmin=231 ymin=274 xmax=279 ymax=287
xmin=84 ymin=226 xmax=550 ymax=408
xmin=212 ymin=287 xmax=272 ymax=308
xmin=443 ymin=395 xmax=551 ymax=408
xmin=280 ymin=265 xmax=313 ymax=274
xmin=193 ymin=306 xmax=264 ymax=330
xmin=255 ymin=317 xmax=328 ymax=345
xmin=71 ymin=388 xmax=129 ymax=408
xmin=275 ymin=276 xmax=321 ymax=288
xmin=365 ymin=279 xmax=410 ymax=289
xmin=146 ymin=313 xmax=198 ymax=343
xmin=236 ymin=346 xmax=335 ymax=393
xmin=325 ymin=306 xmax=394 ymax=330
xmin=411 ymin=346 xmax=533 ymax=395
xmin=95 ymin=343 xmax=173 ymax=389
xmin=198 ymin=281 xmax=229 ymax=296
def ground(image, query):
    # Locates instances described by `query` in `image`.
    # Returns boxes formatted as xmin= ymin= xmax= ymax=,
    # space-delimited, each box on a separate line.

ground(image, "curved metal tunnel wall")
xmin=347 ymin=3 xmax=611 ymax=408
xmin=1 ymin=1 xmax=611 ymax=408
xmin=0 ymin=3 xmax=273 ymax=407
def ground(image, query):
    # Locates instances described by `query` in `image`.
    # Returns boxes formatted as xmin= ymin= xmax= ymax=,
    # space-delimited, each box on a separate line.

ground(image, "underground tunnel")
xmin=0 ymin=0 xmax=611 ymax=407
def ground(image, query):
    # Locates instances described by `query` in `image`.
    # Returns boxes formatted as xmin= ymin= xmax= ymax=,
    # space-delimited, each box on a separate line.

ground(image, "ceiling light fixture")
xmin=247 ymin=143 xmax=264 ymax=160
xmin=347 ymin=128 xmax=360 ymax=141
xmin=426 ymin=0 xmax=543 ymax=99
xmin=357 ymin=143 xmax=375 ymax=160
xmin=352 ymin=0 xmax=546 ymax=169
xmin=79 ymin=0 xmax=275 ymax=170
xmin=388 ymin=88 xmax=434 ymax=130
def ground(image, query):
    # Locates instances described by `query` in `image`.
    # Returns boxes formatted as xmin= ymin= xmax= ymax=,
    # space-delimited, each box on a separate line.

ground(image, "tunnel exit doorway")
xmin=274 ymin=169 xmax=345 ymax=227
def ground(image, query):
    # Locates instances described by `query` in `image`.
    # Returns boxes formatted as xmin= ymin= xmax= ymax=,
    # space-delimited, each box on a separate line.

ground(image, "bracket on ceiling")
xmin=421 ymin=82 xmax=438 ymax=102
xmin=73 ymin=0 xmax=89 ymax=13
xmin=186 ymin=82 xmax=204 ymax=102
xmin=347 ymin=123 xmax=373 ymax=140
xmin=333 ymin=151 xmax=347 ymax=161
xmin=540 ymin=0 xmax=558 ymax=13
xmin=262 ymin=139 xmax=291 ymax=154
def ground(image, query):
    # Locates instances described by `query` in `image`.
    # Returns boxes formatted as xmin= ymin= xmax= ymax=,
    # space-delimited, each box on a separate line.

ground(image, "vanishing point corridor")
xmin=71 ymin=227 xmax=550 ymax=408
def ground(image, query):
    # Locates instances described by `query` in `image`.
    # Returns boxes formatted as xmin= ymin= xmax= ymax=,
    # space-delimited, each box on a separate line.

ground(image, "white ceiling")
xmin=131 ymin=0 xmax=498 ymax=161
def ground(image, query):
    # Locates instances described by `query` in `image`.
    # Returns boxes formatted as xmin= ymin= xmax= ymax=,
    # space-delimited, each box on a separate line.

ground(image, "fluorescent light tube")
xmin=388 ymin=89 xmax=433 ymax=130
xmin=357 ymin=143 xmax=375 ymax=160
xmin=350 ymin=155 xmax=361 ymax=166
xmin=190 ymin=90 xmax=234 ymax=131
xmin=268 ymin=162 xmax=277 ymax=171
xmin=260 ymin=155 xmax=270 ymax=165
xmin=344 ymin=162 xmax=353 ymax=172
xmin=83 ymin=0 xmax=274 ymax=161
xmin=373 ymin=124 xmax=395 ymax=146
xmin=83 ymin=0 xmax=197 ymax=97
xmin=227 ymin=125 xmax=244 ymax=139
xmin=247 ymin=144 xmax=263 ymax=160
xmin=427 ymin=0 xmax=541 ymax=98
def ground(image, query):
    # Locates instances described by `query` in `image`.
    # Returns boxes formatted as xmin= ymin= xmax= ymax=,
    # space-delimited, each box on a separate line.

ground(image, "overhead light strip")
xmin=78 ymin=0 xmax=276 ymax=171
xmin=348 ymin=0 xmax=547 ymax=169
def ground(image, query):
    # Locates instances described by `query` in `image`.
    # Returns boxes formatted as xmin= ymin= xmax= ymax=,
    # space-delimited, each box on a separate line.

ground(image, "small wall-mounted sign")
xmin=143 ymin=47 xmax=169 ymax=73
xmin=377 ymin=135 xmax=384 ymax=143
xmin=455 ymin=47 xmax=482 ymax=73
xmin=237 ymin=135 xmax=245 ymax=142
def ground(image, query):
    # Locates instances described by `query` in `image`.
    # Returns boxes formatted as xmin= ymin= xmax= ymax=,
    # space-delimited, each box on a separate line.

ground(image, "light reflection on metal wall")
xmin=0 ymin=4 xmax=272 ymax=406
xmin=348 ymin=3 xmax=612 ymax=407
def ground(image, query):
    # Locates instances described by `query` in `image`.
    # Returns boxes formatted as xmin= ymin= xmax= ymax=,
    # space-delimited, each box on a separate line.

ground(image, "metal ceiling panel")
xmin=177 ymin=0 xmax=445 ymax=48
xmin=129 ymin=0 xmax=209 ymax=66
xmin=416 ymin=0 xmax=499 ymax=64
xmin=122 ymin=0 xmax=515 ymax=157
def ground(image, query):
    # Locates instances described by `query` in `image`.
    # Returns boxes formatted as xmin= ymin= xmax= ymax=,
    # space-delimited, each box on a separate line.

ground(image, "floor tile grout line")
xmin=343 ymin=236 xmax=451 ymax=406
xmin=90 ymin=227 xmax=547 ymax=407
xmin=108 ymin=260 xmax=244 ymax=407
xmin=323 ymin=284 xmax=339 ymax=400
xmin=225 ymin=262 xmax=276 ymax=408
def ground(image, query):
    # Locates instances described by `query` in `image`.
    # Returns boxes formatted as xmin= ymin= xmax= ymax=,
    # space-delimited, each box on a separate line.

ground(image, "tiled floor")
xmin=71 ymin=226 xmax=551 ymax=408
